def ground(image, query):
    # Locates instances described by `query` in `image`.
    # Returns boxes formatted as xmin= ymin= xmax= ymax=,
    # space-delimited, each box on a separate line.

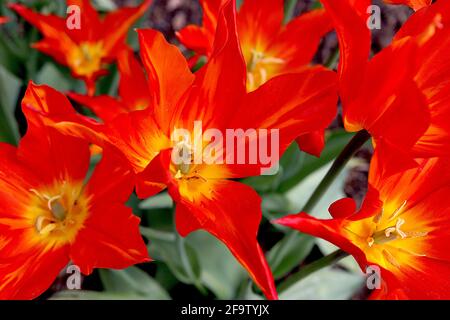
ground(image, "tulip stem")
xmin=269 ymin=130 xmax=370 ymax=278
xmin=278 ymin=249 xmax=349 ymax=293
xmin=302 ymin=129 xmax=371 ymax=213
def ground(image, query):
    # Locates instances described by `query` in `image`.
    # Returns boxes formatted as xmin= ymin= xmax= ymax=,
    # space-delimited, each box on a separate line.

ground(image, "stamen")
xmin=384 ymin=227 xmax=396 ymax=238
xmin=35 ymin=216 xmax=47 ymax=232
xmin=396 ymin=246 xmax=427 ymax=257
xmin=395 ymin=218 xmax=407 ymax=238
xmin=382 ymin=249 xmax=400 ymax=268
xmin=384 ymin=218 xmax=407 ymax=239
xmin=30 ymin=181 xmax=89 ymax=241
xmin=47 ymin=195 xmax=62 ymax=211
xmin=248 ymin=50 xmax=264 ymax=71
xmin=388 ymin=200 xmax=407 ymax=221
xmin=30 ymin=189 xmax=47 ymax=201
xmin=174 ymin=140 xmax=193 ymax=176
xmin=259 ymin=68 xmax=267 ymax=84
xmin=35 ymin=216 xmax=56 ymax=235
xmin=39 ymin=223 xmax=57 ymax=236
xmin=260 ymin=57 xmax=285 ymax=65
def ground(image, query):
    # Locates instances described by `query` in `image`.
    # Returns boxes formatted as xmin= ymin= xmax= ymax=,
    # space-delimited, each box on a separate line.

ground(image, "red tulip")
xmin=9 ymin=0 xmax=152 ymax=96
xmin=68 ymin=49 xmax=152 ymax=122
xmin=321 ymin=0 xmax=450 ymax=174
xmin=275 ymin=152 xmax=450 ymax=299
xmin=0 ymin=82 xmax=150 ymax=299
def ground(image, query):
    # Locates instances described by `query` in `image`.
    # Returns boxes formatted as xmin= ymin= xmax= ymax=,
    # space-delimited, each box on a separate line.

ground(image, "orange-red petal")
xmin=175 ymin=180 xmax=277 ymax=300
xmin=138 ymin=29 xmax=195 ymax=134
xmin=296 ymin=130 xmax=326 ymax=158
xmin=384 ymin=0 xmax=432 ymax=11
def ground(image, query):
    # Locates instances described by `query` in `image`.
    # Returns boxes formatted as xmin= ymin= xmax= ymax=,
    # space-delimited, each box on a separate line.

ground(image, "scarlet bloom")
xmin=275 ymin=153 xmax=450 ymax=299
xmin=178 ymin=0 xmax=333 ymax=156
xmin=322 ymin=0 xmax=450 ymax=173
xmin=178 ymin=0 xmax=331 ymax=91
xmin=0 ymin=16 xmax=9 ymax=24
xmin=9 ymin=0 xmax=152 ymax=96
xmin=0 ymin=82 xmax=149 ymax=299
xmin=41 ymin=0 xmax=338 ymax=300
xmin=68 ymin=49 xmax=152 ymax=123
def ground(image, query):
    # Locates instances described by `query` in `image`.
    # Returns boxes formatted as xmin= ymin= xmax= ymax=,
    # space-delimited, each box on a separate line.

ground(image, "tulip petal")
xmin=71 ymin=150 xmax=150 ymax=275
xmin=68 ymin=93 xmax=127 ymax=123
xmin=138 ymin=29 xmax=195 ymax=133
xmin=319 ymin=0 xmax=371 ymax=104
xmin=175 ymin=180 xmax=277 ymax=300
xmin=101 ymin=0 xmax=152 ymax=55
xmin=296 ymin=130 xmax=326 ymax=158
xmin=384 ymin=0 xmax=432 ymax=11
xmin=117 ymin=49 xmax=152 ymax=112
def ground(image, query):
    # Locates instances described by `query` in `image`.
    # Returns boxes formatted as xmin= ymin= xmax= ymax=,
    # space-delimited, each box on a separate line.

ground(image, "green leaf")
xmin=186 ymin=231 xmax=245 ymax=299
xmin=139 ymin=192 xmax=173 ymax=210
xmin=242 ymin=169 xmax=284 ymax=193
xmin=243 ymin=143 xmax=304 ymax=194
xmin=242 ymin=131 xmax=353 ymax=194
xmin=0 ymin=64 xmax=21 ymax=144
xmin=278 ymin=131 xmax=353 ymax=193
xmin=267 ymin=156 xmax=357 ymax=279
xmin=147 ymin=232 xmax=202 ymax=286
xmin=279 ymin=267 xmax=364 ymax=300
xmin=268 ymin=233 xmax=315 ymax=279
xmin=99 ymin=267 xmax=171 ymax=300
xmin=240 ymin=282 xmax=264 ymax=300
xmin=95 ymin=64 xmax=119 ymax=95
xmin=284 ymin=158 xmax=356 ymax=215
xmin=261 ymin=193 xmax=292 ymax=216
xmin=35 ymin=63 xmax=74 ymax=92
xmin=0 ymin=34 xmax=25 ymax=76
xmin=316 ymin=240 xmax=362 ymax=273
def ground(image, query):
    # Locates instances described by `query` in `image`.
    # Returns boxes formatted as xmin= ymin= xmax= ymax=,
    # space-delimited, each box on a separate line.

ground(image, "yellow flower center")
xmin=344 ymin=200 xmax=429 ymax=271
xmin=69 ymin=42 xmax=104 ymax=77
xmin=173 ymin=140 xmax=196 ymax=178
xmin=26 ymin=180 xmax=90 ymax=247
xmin=169 ymin=138 xmax=227 ymax=202
xmin=246 ymin=49 xmax=285 ymax=92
